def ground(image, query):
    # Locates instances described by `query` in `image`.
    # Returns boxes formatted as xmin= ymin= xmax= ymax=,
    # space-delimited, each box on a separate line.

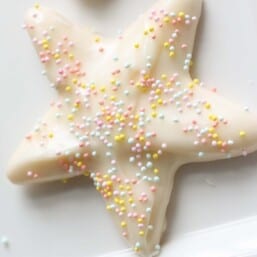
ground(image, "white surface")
xmin=0 ymin=0 xmax=257 ymax=257
xmin=97 ymin=216 xmax=257 ymax=257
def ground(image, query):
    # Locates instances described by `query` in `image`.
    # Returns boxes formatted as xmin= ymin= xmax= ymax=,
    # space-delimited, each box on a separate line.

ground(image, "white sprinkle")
xmin=155 ymin=244 xmax=161 ymax=250
xmin=198 ymin=152 xmax=204 ymax=157
xmin=1 ymin=236 xmax=9 ymax=248
xmin=146 ymin=207 xmax=152 ymax=213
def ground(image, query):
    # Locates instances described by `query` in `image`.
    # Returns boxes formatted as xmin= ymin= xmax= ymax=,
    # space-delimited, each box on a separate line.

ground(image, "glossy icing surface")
xmin=7 ymin=0 xmax=257 ymax=256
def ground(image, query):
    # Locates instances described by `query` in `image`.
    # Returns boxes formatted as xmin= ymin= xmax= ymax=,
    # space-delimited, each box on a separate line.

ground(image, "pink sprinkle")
xmin=27 ymin=171 xmax=33 ymax=177
xmin=201 ymin=138 xmax=207 ymax=144
xmin=25 ymin=135 xmax=32 ymax=140
xmin=132 ymin=179 xmax=137 ymax=185
xmin=133 ymin=213 xmax=138 ymax=218
xmin=151 ymin=186 xmax=157 ymax=192
xmin=242 ymin=150 xmax=248 ymax=157
xmin=111 ymin=175 xmax=117 ymax=181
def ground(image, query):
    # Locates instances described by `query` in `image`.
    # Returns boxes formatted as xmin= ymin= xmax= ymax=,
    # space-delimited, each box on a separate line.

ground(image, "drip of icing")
xmin=7 ymin=0 xmax=257 ymax=256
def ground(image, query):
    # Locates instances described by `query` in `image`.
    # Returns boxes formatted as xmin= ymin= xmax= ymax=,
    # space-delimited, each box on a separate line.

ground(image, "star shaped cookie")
xmin=7 ymin=0 xmax=257 ymax=256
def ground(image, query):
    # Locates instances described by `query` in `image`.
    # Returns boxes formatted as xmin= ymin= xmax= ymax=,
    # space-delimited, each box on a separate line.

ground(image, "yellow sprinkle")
xmin=90 ymin=84 xmax=96 ymax=90
xmin=209 ymin=127 xmax=215 ymax=133
xmin=74 ymin=102 xmax=80 ymax=108
xmin=157 ymin=98 xmax=163 ymax=105
xmin=161 ymin=74 xmax=167 ymax=80
xmin=107 ymin=191 xmax=112 ymax=197
xmin=188 ymin=82 xmax=195 ymax=89
xmin=119 ymin=199 xmax=125 ymax=205
xmin=106 ymin=115 xmax=112 ymax=122
xmin=43 ymin=44 xmax=49 ymax=50
xmin=119 ymin=134 xmax=125 ymax=140
xmin=205 ymin=103 xmax=211 ymax=109
xmin=212 ymin=133 xmax=219 ymax=139
xmin=121 ymin=221 xmax=127 ymax=228
xmin=80 ymin=83 xmax=86 ymax=89
xmin=143 ymin=30 xmax=149 ymax=36
xmin=134 ymin=43 xmax=140 ymax=49
xmin=178 ymin=12 xmax=185 ymax=18
xmin=151 ymin=112 xmax=157 ymax=118
xmin=139 ymin=136 xmax=145 ymax=142
xmin=65 ymin=86 xmax=72 ymax=92
xmin=152 ymin=153 xmax=159 ymax=160
xmin=163 ymin=42 xmax=170 ymax=48
xmin=149 ymin=27 xmax=155 ymax=32
xmin=134 ymin=247 xmax=140 ymax=252
xmin=128 ymin=198 xmax=134 ymax=204
xmin=83 ymin=171 xmax=90 ymax=177
xmin=62 ymin=179 xmax=67 ymax=184
xmin=54 ymin=53 xmax=60 ymax=59
xmin=169 ymin=51 xmax=175 ymax=57
xmin=155 ymin=89 xmax=161 ymax=95
xmin=154 ymin=169 xmax=159 ymax=174
xmin=106 ymin=205 xmax=112 ymax=211
xmin=240 ymin=131 xmax=246 ymax=137
xmin=144 ymin=74 xmax=150 ymax=79
xmin=208 ymin=114 xmax=218 ymax=121
xmin=139 ymin=231 xmax=145 ymax=236
xmin=137 ymin=218 xmax=143 ymax=223
xmin=34 ymin=3 xmax=40 ymax=9
xmin=72 ymin=78 xmax=78 ymax=84
xmin=136 ymin=82 xmax=142 ymax=88
xmin=68 ymin=53 xmax=74 ymax=60
xmin=95 ymin=37 xmax=101 ymax=43
xmin=67 ymin=114 xmax=74 ymax=121
xmin=110 ymin=78 xmax=116 ymax=85
xmin=120 ymin=206 xmax=126 ymax=212
xmin=110 ymin=95 xmax=117 ymax=101
xmin=100 ymin=86 xmax=106 ymax=92
xmin=163 ymin=16 xmax=170 ymax=23
xmin=193 ymin=78 xmax=200 ymax=84
xmin=217 ymin=141 xmax=223 ymax=146
xmin=48 ymin=133 xmax=54 ymax=138
xmin=166 ymin=82 xmax=172 ymax=87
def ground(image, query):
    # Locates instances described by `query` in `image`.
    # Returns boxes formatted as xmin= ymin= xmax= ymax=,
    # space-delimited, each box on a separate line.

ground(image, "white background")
xmin=0 ymin=0 xmax=257 ymax=256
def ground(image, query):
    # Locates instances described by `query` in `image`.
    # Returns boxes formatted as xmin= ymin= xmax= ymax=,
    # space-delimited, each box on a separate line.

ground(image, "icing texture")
xmin=7 ymin=0 xmax=257 ymax=256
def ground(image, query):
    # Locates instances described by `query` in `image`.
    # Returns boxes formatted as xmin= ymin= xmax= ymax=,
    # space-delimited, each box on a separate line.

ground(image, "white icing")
xmin=7 ymin=0 xmax=257 ymax=256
